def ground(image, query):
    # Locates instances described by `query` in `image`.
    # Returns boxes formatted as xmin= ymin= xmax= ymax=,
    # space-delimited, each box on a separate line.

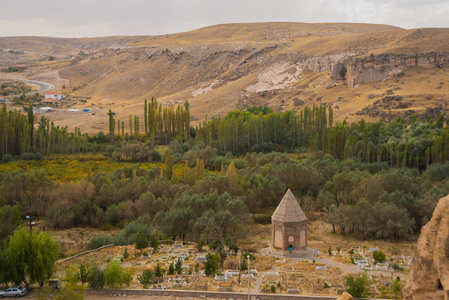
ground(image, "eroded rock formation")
xmin=333 ymin=52 xmax=449 ymax=88
xmin=404 ymin=194 xmax=449 ymax=300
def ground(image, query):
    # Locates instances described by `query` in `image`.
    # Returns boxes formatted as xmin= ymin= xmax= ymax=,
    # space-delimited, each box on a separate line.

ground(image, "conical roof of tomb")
xmin=271 ymin=189 xmax=307 ymax=223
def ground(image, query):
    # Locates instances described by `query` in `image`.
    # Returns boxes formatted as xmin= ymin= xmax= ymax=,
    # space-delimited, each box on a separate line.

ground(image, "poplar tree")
xmin=108 ymin=110 xmax=114 ymax=135
xmin=144 ymin=98 xmax=148 ymax=134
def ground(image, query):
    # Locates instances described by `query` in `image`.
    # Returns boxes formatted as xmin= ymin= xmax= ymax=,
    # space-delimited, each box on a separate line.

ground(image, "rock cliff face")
xmin=404 ymin=194 xmax=449 ymax=300
xmin=333 ymin=52 xmax=449 ymax=87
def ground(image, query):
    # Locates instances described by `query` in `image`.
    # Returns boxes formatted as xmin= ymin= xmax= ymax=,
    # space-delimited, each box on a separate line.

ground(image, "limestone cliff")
xmin=340 ymin=52 xmax=449 ymax=88
xmin=404 ymin=194 xmax=449 ymax=300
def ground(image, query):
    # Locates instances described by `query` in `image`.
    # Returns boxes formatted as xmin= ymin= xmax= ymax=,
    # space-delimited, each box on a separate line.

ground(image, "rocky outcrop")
xmin=333 ymin=52 xmax=449 ymax=88
xmin=404 ymin=194 xmax=449 ymax=300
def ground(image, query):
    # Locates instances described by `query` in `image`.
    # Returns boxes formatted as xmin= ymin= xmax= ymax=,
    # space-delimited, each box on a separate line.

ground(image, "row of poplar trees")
xmin=0 ymin=104 xmax=88 ymax=157
xmin=195 ymin=104 xmax=449 ymax=170
xmin=109 ymin=97 xmax=191 ymax=143
xmin=195 ymin=104 xmax=333 ymax=153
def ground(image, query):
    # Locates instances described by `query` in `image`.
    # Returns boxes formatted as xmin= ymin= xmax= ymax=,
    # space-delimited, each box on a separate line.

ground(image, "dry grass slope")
xmin=1 ymin=22 xmax=448 ymax=133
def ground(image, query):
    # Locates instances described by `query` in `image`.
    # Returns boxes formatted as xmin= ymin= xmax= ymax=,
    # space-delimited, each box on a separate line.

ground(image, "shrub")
xmin=344 ymin=275 xmax=370 ymax=298
xmin=137 ymin=270 xmax=153 ymax=288
xmin=20 ymin=152 xmax=42 ymax=160
xmin=254 ymin=215 xmax=271 ymax=224
xmin=1 ymin=154 xmax=12 ymax=163
xmin=79 ymin=262 xmax=91 ymax=284
xmin=104 ymin=204 xmax=120 ymax=226
xmin=271 ymin=285 xmax=276 ymax=293
xmin=123 ymin=247 xmax=129 ymax=259
xmin=104 ymin=260 xmax=123 ymax=288
xmin=204 ymin=253 xmax=220 ymax=276
xmin=423 ymin=162 xmax=449 ymax=181
xmin=293 ymin=98 xmax=304 ymax=106
xmin=88 ymin=265 xmax=105 ymax=289
xmin=175 ymin=260 xmax=182 ymax=275
xmin=148 ymin=150 xmax=162 ymax=162
xmin=168 ymin=263 xmax=175 ymax=275
xmin=114 ymin=221 xmax=150 ymax=246
xmin=86 ymin=234 xmax=112 ymax=250
xmin=391 ymin=262 xmax=404 ymax=271
xmin=45 ymin=202 xmax=76 ymax=229
xmin=122 ymin=267 xmax=135 ymax=286
xmin=373 ymin=250 xmax=386 ymax=263
xmin=196 ymin=234 xmax=206 ymax=251
xmin=135 ymin=229 xmax=149 ymax=254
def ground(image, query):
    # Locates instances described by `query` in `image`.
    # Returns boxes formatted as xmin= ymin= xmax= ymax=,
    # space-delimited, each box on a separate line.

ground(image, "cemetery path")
xmin=314 ymin=257 xmax=360 ymax=273
xmin=252 ymin=271 xmax=264 ymax=293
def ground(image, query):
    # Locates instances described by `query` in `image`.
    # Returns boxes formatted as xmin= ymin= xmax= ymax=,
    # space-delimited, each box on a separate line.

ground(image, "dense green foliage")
xmin=204 ymin=253 xmax=220 ymax=276
xmin=345 ymin=275 xmax=370 ymax=298
xmin=0 ymin=205 xmax=20 ymax=240
xmin=196 ymin=105 xmax=449 ymax=170
xmin=137 ymin=269 xmax=153 ymax=289
xmin=1 ymin=144 xmax=447 ymax=244
xmin=104 ymin=260 xmax=123 ymax=288
xmin=86 ymin=234 xmax=112 ymax=250
xmin=134 ymin=229 xmax=149 ymax=253
xmin=0 ymin=228 xmax=59 ymax=287
xmin=88 ymin=265 xmax=105 ymax=289
xmin=1 ymin=102 xmax=449 ymax=289
xmin=0 ymin=104 xmax=89 ymax=158
xmin=373 ymin=250 xmax=386 ymax=263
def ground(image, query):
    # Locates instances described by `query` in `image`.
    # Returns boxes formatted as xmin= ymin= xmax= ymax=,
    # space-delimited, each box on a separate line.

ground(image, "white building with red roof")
xmin=44 ymin=92 xmax=64 ymax=101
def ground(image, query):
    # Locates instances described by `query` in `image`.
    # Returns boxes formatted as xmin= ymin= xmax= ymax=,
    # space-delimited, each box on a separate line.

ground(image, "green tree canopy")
xmin=1 ymin=228 xmax=59 ymax=287
xmin=104 ymin=260 xmax=123 ymax=288
xmin=345 ymin=275 xmax=370 ymax=298
xmin=204 ymin=253 xmax=220 ymax=276
xmin=134 ymin=229 xmax=148 ymax=254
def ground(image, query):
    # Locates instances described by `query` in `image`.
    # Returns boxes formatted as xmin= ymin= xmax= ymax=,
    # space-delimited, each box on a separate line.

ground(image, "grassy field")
xmin=0 ymin=154 xmax=186 ymax=182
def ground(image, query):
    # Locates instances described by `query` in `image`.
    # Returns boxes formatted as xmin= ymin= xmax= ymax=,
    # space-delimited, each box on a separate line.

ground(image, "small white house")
xmin=44 ymin=92 xmax=64 ymax=101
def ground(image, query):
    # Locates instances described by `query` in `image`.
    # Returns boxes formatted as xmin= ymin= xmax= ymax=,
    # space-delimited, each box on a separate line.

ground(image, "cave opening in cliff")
xmin=438 ymin=279 xmax=443 ymax=290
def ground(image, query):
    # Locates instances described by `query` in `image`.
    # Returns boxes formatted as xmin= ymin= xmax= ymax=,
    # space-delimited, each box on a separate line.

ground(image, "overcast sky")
xmin=1 ymin=0 xmax=448 ymax=37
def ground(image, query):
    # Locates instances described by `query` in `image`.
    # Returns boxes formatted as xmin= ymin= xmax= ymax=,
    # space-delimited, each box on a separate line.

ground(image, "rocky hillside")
xmin=1 ymin=23 xmax=449 ymax=132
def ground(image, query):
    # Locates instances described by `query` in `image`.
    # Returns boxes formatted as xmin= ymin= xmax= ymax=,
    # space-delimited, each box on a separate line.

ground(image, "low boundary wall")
xmin=85 ymin=288 xmax=338 ymax=299
xmin=60 ymin=244 xmax=114 ymax=263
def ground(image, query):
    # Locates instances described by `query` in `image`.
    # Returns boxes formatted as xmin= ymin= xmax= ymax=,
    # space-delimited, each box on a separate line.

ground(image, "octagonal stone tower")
xmin=271 ymin=189 xmax=308 ymax=254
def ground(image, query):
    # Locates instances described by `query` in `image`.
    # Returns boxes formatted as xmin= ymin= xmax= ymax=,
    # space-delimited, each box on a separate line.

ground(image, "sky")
xmin=1 ymin=0 xmax=448 ymax=37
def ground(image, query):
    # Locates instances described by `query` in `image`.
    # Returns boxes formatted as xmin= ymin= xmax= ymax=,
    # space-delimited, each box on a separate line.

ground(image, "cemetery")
xmin=55 ymin=190 xmax=412 ymax=297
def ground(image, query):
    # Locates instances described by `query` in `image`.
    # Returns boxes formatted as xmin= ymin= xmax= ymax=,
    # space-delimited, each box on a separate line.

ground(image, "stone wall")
xmin=59 ymin=244 xmax=114 ymax=263
xmin=85 ymin=288 xmax=338 ymax=300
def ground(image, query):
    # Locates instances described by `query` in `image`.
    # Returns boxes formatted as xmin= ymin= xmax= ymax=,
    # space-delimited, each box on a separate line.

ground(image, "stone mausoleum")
xmin=270 ymin=189 xmax=308 ymax=254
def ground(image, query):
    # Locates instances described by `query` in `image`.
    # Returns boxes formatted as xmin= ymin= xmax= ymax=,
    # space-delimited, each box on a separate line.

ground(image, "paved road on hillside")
xmin=1 ymin=76 xmax=54 ymax=95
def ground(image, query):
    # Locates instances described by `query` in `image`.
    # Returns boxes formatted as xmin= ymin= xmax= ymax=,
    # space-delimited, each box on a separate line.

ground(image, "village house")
xmin=41 ymin=98 xmax=59 ymax=105
xmin=44 ymin=92 xmax=64 ymax=101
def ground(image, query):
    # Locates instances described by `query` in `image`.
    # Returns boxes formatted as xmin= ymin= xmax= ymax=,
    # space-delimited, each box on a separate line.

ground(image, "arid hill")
xmin=1 ymin=22 xmax=448 ymax=133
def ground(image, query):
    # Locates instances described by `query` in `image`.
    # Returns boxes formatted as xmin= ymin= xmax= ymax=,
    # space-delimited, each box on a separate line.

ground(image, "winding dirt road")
xmin=1 ymin=76 xmax=54 ymax=95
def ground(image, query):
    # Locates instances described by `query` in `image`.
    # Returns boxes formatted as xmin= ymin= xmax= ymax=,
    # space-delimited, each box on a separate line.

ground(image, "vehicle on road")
xmin=0 ymin=286 xmax=27 ymax=297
